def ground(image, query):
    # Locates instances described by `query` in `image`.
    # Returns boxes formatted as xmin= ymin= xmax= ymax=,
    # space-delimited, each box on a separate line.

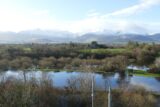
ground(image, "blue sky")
xmin=0 ymin=0 xmax=160 ymax=34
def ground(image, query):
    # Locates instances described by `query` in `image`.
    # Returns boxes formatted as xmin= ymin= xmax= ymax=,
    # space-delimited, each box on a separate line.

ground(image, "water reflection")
xmin=155 ymin=77 xmax=160 ymax=82
xmin=0 ymin=70 xmax=160 ymax=92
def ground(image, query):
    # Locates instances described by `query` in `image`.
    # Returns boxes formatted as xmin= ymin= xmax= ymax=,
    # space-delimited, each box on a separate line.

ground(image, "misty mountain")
xmin=77 ymin=33 xmax=159 ymax=43
xmin=0 ymin=29 xmax=160 ymax=44
xmin=0 ymin=30 xmax=75 ymax=43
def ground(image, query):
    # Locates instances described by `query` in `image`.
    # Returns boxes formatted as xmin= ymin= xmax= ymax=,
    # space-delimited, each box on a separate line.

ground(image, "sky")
xmin=0 ymin=0 xmax=160 ymax=34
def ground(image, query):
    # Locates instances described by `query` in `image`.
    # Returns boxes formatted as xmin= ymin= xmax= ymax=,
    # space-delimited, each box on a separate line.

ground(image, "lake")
xmin=0 ymin=70 xmax=160 ymax=92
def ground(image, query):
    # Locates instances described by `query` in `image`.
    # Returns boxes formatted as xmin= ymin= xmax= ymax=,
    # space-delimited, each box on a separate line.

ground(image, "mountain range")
xmin=0 ymin=29 xmax=160 ymax=44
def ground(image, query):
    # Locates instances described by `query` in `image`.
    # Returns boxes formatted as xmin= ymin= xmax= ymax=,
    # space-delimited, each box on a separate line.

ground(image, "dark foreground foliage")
xmin=0 ymin=76 xmax=158 ymax=107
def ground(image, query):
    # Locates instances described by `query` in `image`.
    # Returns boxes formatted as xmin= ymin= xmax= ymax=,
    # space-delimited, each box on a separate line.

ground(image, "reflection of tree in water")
xmin=101 ymin=73 xmax=112 ymax=91
xmin=101 ymin=72 xmax=129 ymax=90
xmin=115 ymin=72 xmax=132 ymax=88
xmin=101 ymin=73 xmax=113 ymax=78
xmin=116 ymin=72 xmax=126 ymax=87
xmin=155 ymin=77 xmax=160 ymax=82
xmin=102 ymin=72 xmax=126 ymax=85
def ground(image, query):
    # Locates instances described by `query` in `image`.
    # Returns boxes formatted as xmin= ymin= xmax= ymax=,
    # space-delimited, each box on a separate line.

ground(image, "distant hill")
xmin=77 ymin=33 xmax=159 ymax=44
xmin=0 ymin=29 xmax=160 ymax=44
xmin=0 ymin=29 xmax=75 ymax=43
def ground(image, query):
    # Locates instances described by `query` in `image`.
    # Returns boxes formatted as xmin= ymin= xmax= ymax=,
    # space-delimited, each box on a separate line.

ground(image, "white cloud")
xmin=31 ymin=10 xmax=50 ymax=16
xmin=86 ymin=9 xmax=100 ymax=17
xmin=66 ymin=18 xmax=149 ymax=34
xmin=0 ymin=0 xmax=160 ymax=34
xmin=66 ymin=0 xmax=160 ymax=34
xmin=0 ymin=8 xmax=61 ymax=32
xmin=106 ymin=0 xmax=160 ymax=17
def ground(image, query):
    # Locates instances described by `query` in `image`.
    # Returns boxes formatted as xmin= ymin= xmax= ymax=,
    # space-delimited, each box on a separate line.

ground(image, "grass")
xmin=28 ymin=68 xmax=109 ymax=73
xmin=128 ymin=70 xmax=160 ymax=77
xmin=80 ymin=48 xmax=131 ymax=55
xmin=133 ymin=73 xmax=160 ymax=77
xmin=27 ymin=67 xmax=160 ymax=77
xmin=23 ymin=47 xmax=32 ymax=52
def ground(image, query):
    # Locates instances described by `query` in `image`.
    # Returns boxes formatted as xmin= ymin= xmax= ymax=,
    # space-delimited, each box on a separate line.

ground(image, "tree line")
xmin=0 ymin=42 xmax=160 ymax=73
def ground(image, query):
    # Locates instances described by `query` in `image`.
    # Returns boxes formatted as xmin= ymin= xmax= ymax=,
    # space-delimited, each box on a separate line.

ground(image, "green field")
xmin=80 ymin=48 xmax=131 ymax=54
xmin=128 ymin=70 xmax=160 ymax=77
xmin=134 ymin=73 xmax=160 ymax=77
xmin=23 ymin=47 xmax=32 ymax=52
